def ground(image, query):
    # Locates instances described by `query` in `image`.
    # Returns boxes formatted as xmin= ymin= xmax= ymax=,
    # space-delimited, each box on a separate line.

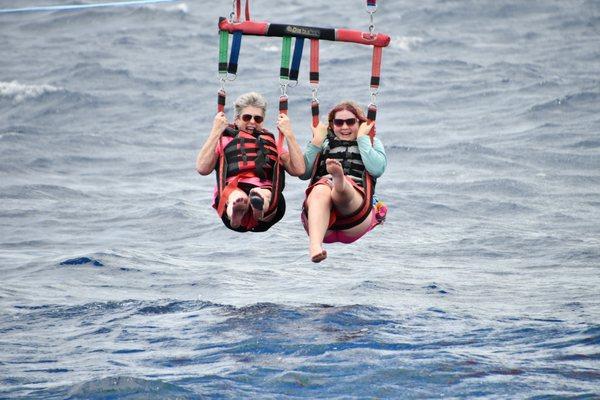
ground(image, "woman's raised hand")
xmin=357 ymin=120 xmax=375 ymax=138
xmin=277 ymin=113 xmax=293 ymax=137
xmin=211 ymin=112 xmax=228 ymax=136
xmin=311 ymin=120 xmax=328 ymax=146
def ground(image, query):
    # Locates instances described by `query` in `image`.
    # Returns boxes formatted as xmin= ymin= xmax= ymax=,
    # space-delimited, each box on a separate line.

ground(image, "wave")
xmin=392 ymin=36 xmax=424 ymax=51
xmin=0 ymin=184 xmax=91 ymax=200
xmin=567 ymin=139 xmax=600 ymax=149
xmin=0 ymin=80 xmax=63 ymax=103
xmin=20 ymin=2 xmax=189 ymax=30
xmin=528 ymin=91 xmax=600 ymax=113
xmin=386 ymin=141 xmax=500 ymax=156
xmin=65 ymin=376 xmax=196 ymax=400
xmin=4 ymin=298 xmax=599 ymax=398
xmin=62 ymin=61 xmax=204 ymax=90
xmin=458 ymin=178 xmax=537 ymax=197
xmin=60 ymin=256 xmax=104 ymax=267
xmin=486 ymin=61 xmax=544 ymax=79
xmin=421 ymin=37 xmax=467 ymax=50
xmin=135 ymin=1 xmax=189 ymax=15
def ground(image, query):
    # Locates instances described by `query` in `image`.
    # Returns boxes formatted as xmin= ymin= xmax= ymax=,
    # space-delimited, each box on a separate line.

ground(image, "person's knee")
xmin=308 ymin=186 xmax=331 ymax=205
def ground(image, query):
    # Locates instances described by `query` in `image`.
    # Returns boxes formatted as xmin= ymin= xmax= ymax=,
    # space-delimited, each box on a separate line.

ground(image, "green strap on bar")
xmin=218 ymin=30 xmax=229 ymax=75
xmin=279 ymin=36 xmax=292 ymax=80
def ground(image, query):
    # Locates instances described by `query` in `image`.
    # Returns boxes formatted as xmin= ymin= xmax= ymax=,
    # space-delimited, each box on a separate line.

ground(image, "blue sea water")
xmin=1 ymin=0 xmax=599 ymax=398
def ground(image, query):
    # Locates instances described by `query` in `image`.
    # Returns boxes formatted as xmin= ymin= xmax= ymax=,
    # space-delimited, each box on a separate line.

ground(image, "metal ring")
xmin=280 ymin=83 xmax=288 ymax=97
xmin=369 ymin=90 xmax=378 ymax=105
xmin=311 ymin=87 xmax=319 ymax=102
xmin=230 ymin=0 xmax=236 ymax=22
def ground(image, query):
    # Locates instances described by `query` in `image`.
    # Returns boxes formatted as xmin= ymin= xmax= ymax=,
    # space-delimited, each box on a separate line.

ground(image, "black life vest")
xmin=214 ymin=125 xmax=286 ymax=232
xmin=307 ymin=132 xmax=376 ymax=231
xmin=313 ymin=133 xmax=368 ymax=187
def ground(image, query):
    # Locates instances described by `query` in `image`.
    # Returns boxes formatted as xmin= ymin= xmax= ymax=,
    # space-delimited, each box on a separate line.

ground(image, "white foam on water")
xmin=393 ymin=36 xmax=423 ymax=51
xmin=144 ymin=1 xmax=188 ymax=14
xmin=0 ymin=80 xmax=62 ymax=103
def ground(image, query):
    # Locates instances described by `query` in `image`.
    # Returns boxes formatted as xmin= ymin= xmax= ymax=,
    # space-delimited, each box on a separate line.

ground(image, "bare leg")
xmin=326 ymin=159 xmax=363 ymax=216
xmin=306 ymin=184 xmax=331 ymax=263
xmin=227 ymin=189 xmax=249 ymax=228
xmin=249 ymin=187 xmax=272 ymax=221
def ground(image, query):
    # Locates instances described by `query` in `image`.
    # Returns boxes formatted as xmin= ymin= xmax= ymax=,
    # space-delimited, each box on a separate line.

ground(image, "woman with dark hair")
xmin=300 ymin=101 xmax=387 ymax=262
xmin=196 ymin=92 xmax=304 ymax=232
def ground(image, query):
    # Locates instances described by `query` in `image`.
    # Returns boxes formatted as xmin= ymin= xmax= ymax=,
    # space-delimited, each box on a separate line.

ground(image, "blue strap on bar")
xmin=289 ymin=37 xmax=304 ymax=82
xmin=0 ymin=0 xmax=180 ymax=14
xmin=228 ymin=31 xmax=243 ymax=75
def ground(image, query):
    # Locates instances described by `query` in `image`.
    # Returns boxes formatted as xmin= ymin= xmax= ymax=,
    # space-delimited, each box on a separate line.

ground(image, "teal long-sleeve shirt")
xmin=299 ymin=135 xmax=387 ymax=181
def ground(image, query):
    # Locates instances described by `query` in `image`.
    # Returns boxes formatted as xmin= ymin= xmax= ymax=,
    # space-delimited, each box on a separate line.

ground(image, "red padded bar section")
xmin=219 ymin=18 xmax=390 ymax=47
xmin=336 ymin=29 xmax=390 ymax=47
xmin=219 ymin=18 xmax=269 ymax=36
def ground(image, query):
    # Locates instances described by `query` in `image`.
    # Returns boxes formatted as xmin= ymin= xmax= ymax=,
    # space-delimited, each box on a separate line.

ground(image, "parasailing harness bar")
xmin=216 ymin=0 xmax=389 ymax=137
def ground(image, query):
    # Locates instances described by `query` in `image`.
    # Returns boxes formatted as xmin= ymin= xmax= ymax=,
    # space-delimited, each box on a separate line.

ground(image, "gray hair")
xmin=234 ymin=92 xmax=267 ymax=117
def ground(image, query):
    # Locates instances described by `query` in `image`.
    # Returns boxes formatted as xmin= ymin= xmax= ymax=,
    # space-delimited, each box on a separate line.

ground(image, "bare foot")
xmin=326 ymin=159 xmax=346 ymax=192
xmin=249 ymin=190 xmax=265 ymax=220
xmin=310 ymin=245 xmax=327 ymax=263
xmin=229 ymin=196 xmax=249 ymax=228
xmin=249 ymin=188 xmax=272 ymax=221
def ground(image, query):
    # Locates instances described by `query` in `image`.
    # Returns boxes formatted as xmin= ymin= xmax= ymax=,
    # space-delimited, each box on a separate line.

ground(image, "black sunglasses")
xmin=332 ymin=118 xmax=357 ymax=127
xmin=241 ymin=114 xmax=264 ymax=124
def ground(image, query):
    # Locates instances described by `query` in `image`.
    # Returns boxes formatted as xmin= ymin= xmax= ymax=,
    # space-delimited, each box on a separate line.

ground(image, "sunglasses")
xmin=332 ymin=118 xmax=357 ymax=127
xmin=240 ymin=114 xmax=264 ymax=124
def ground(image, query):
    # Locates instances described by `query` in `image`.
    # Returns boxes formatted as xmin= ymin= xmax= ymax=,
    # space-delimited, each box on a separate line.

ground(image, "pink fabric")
xmin=301 ymin=208 xmax=380 ymax=244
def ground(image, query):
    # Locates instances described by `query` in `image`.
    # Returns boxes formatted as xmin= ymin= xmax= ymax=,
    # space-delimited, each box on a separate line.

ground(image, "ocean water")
xmin=1 ymin=0 xmax=599 ymax=398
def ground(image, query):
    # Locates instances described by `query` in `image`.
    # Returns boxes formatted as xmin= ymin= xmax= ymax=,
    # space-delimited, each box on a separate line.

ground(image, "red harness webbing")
xmin=310 ymin=39 xmax=320 ymax=127
xmin=233 ymin=0 xmax=251 ymax=22
xmin=371 ymin=46 xmax=382 ymax=90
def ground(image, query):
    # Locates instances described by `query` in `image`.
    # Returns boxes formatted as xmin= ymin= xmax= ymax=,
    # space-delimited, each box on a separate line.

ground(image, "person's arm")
xmin=299 ymin=121 xmax=328 ymax=180
xmin=196 ymin=112 xmax=228 ymax=175
xmin=356 ymin=122 xmax=386 ymax=178
xmin=276 ymin=113 xmax=305 ymax=177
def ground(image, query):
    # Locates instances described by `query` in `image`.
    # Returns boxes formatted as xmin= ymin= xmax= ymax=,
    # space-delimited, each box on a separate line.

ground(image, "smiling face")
xmin=331 ymin=109 xmax=359 ymax=141
xmin=235 ymin=106 xmax=265 ymax=133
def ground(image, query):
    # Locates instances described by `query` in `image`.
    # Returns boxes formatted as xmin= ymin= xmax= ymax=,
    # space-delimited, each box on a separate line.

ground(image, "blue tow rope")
xmin=0 ymin=0 xmax=180 ymax=14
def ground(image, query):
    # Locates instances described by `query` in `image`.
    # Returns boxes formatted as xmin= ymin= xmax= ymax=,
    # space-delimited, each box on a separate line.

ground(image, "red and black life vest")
xmin=305 ymin=132 xmax=376 ymax=230
xmin=214 ymin=125 xmax=286 ymax=232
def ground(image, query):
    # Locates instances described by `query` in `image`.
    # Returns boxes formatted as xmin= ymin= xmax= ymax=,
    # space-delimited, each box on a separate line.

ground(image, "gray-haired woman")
xmin=196 ymin=92 xmax=304 ymax=232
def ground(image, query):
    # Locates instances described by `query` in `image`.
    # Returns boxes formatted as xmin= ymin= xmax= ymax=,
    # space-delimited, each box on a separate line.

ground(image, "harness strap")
xmin=370 ymin=46 xmax=383 ymax=89
xmin=367 ymin=103 xmax=377 ymax=139
xmin=260 ymin=95 xmax=287 ymax=219
xmin=279 ymin=36 xmax=292 ymax=80
xmin=367 ymin=45 xmax=380 ymax=140
xmin=233 ymin=0 xmax=250 ymax=22
xmin=218 ymin=30 xmax=229 ymax=76
xmin=244 ymin=0 xmax=250 ymax=21
xmin=289 ymin=37 xmax=304 ymax=82
xmin=309 ymin=39 xmax=320 ymax=83
xmin=310 ymin=39 xmax=320 ymax=127
xmin=235 ymin=0 xmax=241 ymax=21
xmin=217 ymin=89 xmax=226 ymax=113
xmin=228 ymin=30 xmax=243 ymax=75
xmin=311 ymin=100 xmax=320 ymax=128
xmin=330 ymin=173 xmax=374 ymax=230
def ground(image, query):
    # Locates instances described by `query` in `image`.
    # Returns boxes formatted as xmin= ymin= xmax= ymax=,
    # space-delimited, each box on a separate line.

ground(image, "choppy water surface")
xmin=1 ymin=0 xmax=599 ymax=398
